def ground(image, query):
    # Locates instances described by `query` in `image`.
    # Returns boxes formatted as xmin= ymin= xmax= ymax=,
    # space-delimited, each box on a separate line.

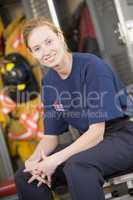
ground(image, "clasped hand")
xmin=24 ymin=150 xmax=57 ymax=188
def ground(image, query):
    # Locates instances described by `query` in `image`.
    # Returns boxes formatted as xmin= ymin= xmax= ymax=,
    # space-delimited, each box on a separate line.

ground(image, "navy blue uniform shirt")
xmin=42 ymin=53 xmax=133 ymax=135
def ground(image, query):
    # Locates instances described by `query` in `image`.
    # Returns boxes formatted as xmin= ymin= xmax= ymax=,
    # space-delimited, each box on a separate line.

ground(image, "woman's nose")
xmin=42 ymin=44 xmax=50 ymax=56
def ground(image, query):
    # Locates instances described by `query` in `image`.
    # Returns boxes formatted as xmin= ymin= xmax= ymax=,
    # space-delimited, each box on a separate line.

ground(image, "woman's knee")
xmin=63 ymin=151 xmax=94 ymax=171
xmin=63 ymin=153 xmax=104 ymax=184
xmin=15 ymin=166 xmax=53 ymax=198
xmin=15 ymin=166 xmax=31 ymax=185
xmin=64 ymin=154 xmax=91 ymax=173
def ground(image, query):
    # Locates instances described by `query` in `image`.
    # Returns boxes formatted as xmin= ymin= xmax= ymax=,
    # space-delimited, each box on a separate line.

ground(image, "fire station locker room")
xmin=0 ymin=0 xmax=133 ymax=200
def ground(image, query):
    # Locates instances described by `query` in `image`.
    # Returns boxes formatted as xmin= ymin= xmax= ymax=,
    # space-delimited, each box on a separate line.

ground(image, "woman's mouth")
xmin=43 ymin=56 xmax=54 ymax=63
xmin=44 ymin=54 xmax=56 ymax=63
xmin=47 ymin=57 xmax=54 ymax=62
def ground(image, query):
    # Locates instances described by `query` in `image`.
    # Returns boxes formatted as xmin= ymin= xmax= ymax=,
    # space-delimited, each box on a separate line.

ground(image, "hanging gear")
xmin=0 ymin=53 xmax=44 ymax=161
xmin=7 ymin=96 xmax=44 ymax=161
xmin=1 ymin=53 xmax=39 ymax=103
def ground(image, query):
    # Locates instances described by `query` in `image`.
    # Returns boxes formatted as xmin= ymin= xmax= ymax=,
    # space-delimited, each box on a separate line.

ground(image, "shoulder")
xmin=74 ymin=53 xmax=114 ymax=82
xmin=73 ymin=52 xmax=97 ymax=64
xmin=73 ymin=52 xmax=102 ymax=63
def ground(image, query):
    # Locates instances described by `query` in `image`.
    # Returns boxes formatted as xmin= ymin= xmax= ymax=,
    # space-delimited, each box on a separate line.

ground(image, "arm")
xmin=25 ymin=134 xmax=59 ymax=172
xmin=52 ymin=122 xmax=105 ymax=166
xmin=28 ymin=135 xmax=59 ymax=162
xmin=27 ymin=122 xmax=105 ymax=186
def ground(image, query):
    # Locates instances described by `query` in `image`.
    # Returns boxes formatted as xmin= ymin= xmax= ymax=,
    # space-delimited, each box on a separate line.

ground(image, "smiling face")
xmin=28 ymin=25 xmax=66 ymax=68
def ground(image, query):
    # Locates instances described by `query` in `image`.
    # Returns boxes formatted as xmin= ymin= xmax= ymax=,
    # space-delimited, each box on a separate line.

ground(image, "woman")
xmin=15 ymin=17 xmax=133 ymax=200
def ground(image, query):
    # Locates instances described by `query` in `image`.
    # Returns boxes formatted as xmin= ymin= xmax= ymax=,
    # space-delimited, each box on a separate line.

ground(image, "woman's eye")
xmin=33 ymin=47 xmax=40 ymax=52
xmin=46 ymin=39 xmax=52 ymax=45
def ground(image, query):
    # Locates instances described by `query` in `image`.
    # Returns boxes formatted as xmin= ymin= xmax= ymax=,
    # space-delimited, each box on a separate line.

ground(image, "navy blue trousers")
xmin=15 ymin=121 xmax=133 ymax=200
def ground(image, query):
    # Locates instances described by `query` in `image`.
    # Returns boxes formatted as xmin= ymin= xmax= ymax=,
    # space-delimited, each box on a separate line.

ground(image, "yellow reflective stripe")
xmin=17 ymin=84 xmax=26 ymax=91
xmin=6 ymin=63 xmax=15 ymax=71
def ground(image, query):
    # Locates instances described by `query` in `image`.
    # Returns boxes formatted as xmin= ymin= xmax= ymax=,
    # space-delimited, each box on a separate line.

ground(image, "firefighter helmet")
xmin=1 ymin=53 xmax=39 ymax=102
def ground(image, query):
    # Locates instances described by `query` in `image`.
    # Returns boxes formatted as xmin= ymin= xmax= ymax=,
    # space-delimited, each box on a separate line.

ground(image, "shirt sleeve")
xmin=86 ymin=75 xmax=125 ymax=125
xmin=44 ymin=107 xmax=68 ymax=135
xmin=42 ymin=77 xmax=68 ymax=135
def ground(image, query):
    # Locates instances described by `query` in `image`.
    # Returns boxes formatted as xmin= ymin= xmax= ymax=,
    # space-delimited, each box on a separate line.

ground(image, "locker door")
xmin=22 ymin=0 xmax=60 ymax=27
xmin=114 ymin=0 xmax=133 ymax=81
xmin=87 ymin=0 xmax=133 ymax=85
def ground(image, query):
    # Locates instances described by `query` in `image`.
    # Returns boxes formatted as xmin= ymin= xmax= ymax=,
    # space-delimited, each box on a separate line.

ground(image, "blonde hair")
xmin=23 ymin=17 xmax=68 ymax=50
